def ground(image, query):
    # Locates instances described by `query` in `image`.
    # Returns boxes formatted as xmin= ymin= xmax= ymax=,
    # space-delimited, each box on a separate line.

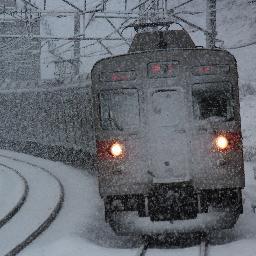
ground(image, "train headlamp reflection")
xmin=215 ymin=135 xmax=229 ymax=150
xmin=110 ymin=142 xmax=124 ymax=157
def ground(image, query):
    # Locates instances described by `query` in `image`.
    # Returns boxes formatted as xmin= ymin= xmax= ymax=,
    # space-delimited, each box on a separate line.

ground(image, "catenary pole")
xmin=206 ymin=0 xmax=217 ymax=48
xmin=73 ymin=13 xmax=81 ymax=75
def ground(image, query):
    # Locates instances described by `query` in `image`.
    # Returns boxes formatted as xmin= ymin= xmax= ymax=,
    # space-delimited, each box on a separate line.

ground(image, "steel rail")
xmin=199 ymin=236 xmax=209 ymax=256
xmin=0 ymin=164 xmax=29 ymax=229
xmin=135 ymin=234 xmax=209 ymax=256
xmin=0 ymin=154 xmax=65 ymax=256
xmin=136 ymin=242 xmax=149 ymax=256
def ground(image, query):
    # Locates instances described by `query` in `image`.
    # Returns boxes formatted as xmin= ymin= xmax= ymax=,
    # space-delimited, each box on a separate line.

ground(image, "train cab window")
xmin=99 ymin=89 xmax=140 ymax=130
xmin=151 ymin=89 xmax=186 ymax=127
xmin=192 ymin=83 xmax=234 ymax=121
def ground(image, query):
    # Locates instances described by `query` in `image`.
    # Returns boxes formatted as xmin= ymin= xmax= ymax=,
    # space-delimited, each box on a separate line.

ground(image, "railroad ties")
xmin=199 ymin=235 xmax=209 ymax=256
xmin=136 ymin=234 xmax=209 ymax=256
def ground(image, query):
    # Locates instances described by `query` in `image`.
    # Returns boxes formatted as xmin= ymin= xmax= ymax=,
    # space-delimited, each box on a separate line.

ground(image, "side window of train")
xmin=192 ymin=83 xmax=234 ymax=121
xmin=99 ymin=89 xmax=140 ymax=130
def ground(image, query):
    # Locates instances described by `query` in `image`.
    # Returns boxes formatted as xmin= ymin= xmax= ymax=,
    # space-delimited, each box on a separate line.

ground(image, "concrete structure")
xmin=0 ymin=0 xmax=16 ymax=8
xmin=0 ymin=0 xmax=41 ymax=81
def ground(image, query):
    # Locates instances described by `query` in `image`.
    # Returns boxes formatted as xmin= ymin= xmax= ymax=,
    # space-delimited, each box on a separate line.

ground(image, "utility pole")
xmin=139 ymin=0 xmax=146 ymax=24
xmin=73 ymin=12 xmax=80 ymax=76
xmin=102 ymin=0 xmax=106 ymax=11
xmin=206 ymin=0 xmax=217 ymax=48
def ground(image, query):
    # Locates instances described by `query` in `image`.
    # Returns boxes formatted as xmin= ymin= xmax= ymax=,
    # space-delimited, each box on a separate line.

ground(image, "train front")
xmin=91 ymin=31 xmax=245 ymax=236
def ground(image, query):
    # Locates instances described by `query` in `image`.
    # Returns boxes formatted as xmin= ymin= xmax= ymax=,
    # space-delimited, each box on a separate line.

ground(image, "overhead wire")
xmin=227 ymin=40 xmax=256 ymax=50
xmin=4 ymin=0 xmax=254 ymax=66
xmin=172 ymin=0 xmax=196 ymax=10
xmin=52 ymin=0 xmax=197 ymax=59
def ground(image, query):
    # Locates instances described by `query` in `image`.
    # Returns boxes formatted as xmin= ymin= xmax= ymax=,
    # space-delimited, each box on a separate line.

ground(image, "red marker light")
xmin=112 ymin=73 xmax=128 ymax=81
xmin=151 ymin=64 xmax=161 ymax=74
xmin=168 ymin=64 xmax=173 ymax=70
xmin=199 ymin=66 xmax=211 ymax=74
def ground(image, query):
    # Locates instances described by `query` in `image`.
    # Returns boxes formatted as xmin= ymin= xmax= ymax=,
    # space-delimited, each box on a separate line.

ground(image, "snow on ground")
xmin=0 ymin=150 xmax=139 ymax=256
xmin=0 ymin=149 xmax=255 ymax=256
xmin=0 ymin=155 xmax=61 ymax=255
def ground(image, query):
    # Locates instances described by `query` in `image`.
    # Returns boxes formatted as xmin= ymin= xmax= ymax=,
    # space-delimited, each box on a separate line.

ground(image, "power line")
xmin=173 ymin=0 xmax=196 ymax=10
xmin=0 ymin=34 xmax=126 ymax=41
xmin=21 ymin=0 xmax=39 ymax=9
xmin=227 ymin=40 xmax=256 ymax=50
xmin=61 ymin=0 xmax=83 ymax=13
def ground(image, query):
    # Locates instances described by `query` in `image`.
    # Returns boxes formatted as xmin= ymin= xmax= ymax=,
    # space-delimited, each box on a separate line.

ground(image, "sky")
xmin=12 ymin=0 xmax=256 ymax=82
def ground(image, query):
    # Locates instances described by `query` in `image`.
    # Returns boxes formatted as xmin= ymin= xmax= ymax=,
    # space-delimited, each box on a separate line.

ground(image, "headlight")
xmin=110 ymin=142 xmax=124 ymax=157
xmin=215 ymin=135 xmax=229 ymax=150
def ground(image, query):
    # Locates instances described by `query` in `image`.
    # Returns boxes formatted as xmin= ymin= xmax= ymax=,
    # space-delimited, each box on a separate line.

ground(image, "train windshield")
xmin=192 ymin=83 xmax=234 ymax=121
xmin=99 ymin=89 xmax=140 ymax=130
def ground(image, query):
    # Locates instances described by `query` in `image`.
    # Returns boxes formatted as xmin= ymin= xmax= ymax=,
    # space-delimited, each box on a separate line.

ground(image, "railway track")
xmin=0 ymin=164 xmax=29 ymax=229
xmin=199 ymin=237 xmax=209 ymax=256
xmin=136 ymin=235 xmax=209 ymax=256
xmin=0 ymin=154 xmax=65 ymax=256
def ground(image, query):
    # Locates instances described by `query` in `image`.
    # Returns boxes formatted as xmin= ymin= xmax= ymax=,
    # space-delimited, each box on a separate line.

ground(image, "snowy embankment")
xmin=0 ymin=150 xmax=140 ymax=256
xmin=15 ymin=163 xmax=256 ymax=256
xmin=0 ymin=153 xmax=62 ymax=255
xmin=0 ymin=151 xmax=254 ymax=256
xmin=240 ymin=92 xmax=256 ymax=161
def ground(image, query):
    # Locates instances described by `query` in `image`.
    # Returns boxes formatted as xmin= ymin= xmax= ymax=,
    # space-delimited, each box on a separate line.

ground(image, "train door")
xmin=148 ymin=88 xmax=190 ymax=182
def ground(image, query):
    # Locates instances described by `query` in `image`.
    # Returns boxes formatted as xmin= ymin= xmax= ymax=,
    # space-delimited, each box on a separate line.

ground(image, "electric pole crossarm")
xmin=0 ymin=35 xmax=126 ymax=41
xmin=173 ymin=0 xmax=195 ymax=10
xmin=95 ymin=14 xmax=138 ymax=19
xmin=61 ymin=0 xmax=83 ymax=13
xmin=131 ymin=0 xmax=152 ymax=11
xmin=105 ymin=17 xmax=131 ymax=46
xmin=21 ymin=0 xmax=39 ymax=9
xmin=97 ymin=40 xmax=113 ymax=55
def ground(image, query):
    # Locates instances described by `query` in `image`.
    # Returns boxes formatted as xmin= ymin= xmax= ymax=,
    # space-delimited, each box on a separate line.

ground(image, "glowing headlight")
xmin=215 ymin=135 xmax=229 ymax=150
xmin=110 ymin=143 xmax=124 ymax=157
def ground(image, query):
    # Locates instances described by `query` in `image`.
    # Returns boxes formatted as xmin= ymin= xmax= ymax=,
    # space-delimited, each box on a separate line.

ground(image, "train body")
xmin=91 ymin=31 xmax=245 ymax=235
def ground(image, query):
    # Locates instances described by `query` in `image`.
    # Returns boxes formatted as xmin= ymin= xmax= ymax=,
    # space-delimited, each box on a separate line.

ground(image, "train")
xmin=91 ymin=30 xmax=245 ymax=235
xmin=0 ymin=29 xmax=245 ymax=236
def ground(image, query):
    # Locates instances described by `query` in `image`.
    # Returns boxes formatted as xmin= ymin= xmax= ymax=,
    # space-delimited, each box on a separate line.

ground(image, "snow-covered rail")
xmin=0 ymin=154 xmax=64 ymax=256
xmin=0 ymin=164 xmax=28 ymax=229
xmin=199 ymin=237 xmax=209 ymax=256
xmin=136 ymin=243 xmax=149 ymax=256
xmin=136 ymin=235 xmax=209 ymax=256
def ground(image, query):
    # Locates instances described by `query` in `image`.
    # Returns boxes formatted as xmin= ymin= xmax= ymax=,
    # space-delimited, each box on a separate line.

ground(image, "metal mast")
xmin=73 ymin=13 xmax=81 ymax=76
xmin=0 ymin=0 xmax=223 ymax=77
xmin=206 ymin=0 xmax=217 ymax=48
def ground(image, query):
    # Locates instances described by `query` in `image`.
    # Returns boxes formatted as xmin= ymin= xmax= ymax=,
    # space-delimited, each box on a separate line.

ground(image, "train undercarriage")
xmin=104 ymin=184 xmax=243 ymax=235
